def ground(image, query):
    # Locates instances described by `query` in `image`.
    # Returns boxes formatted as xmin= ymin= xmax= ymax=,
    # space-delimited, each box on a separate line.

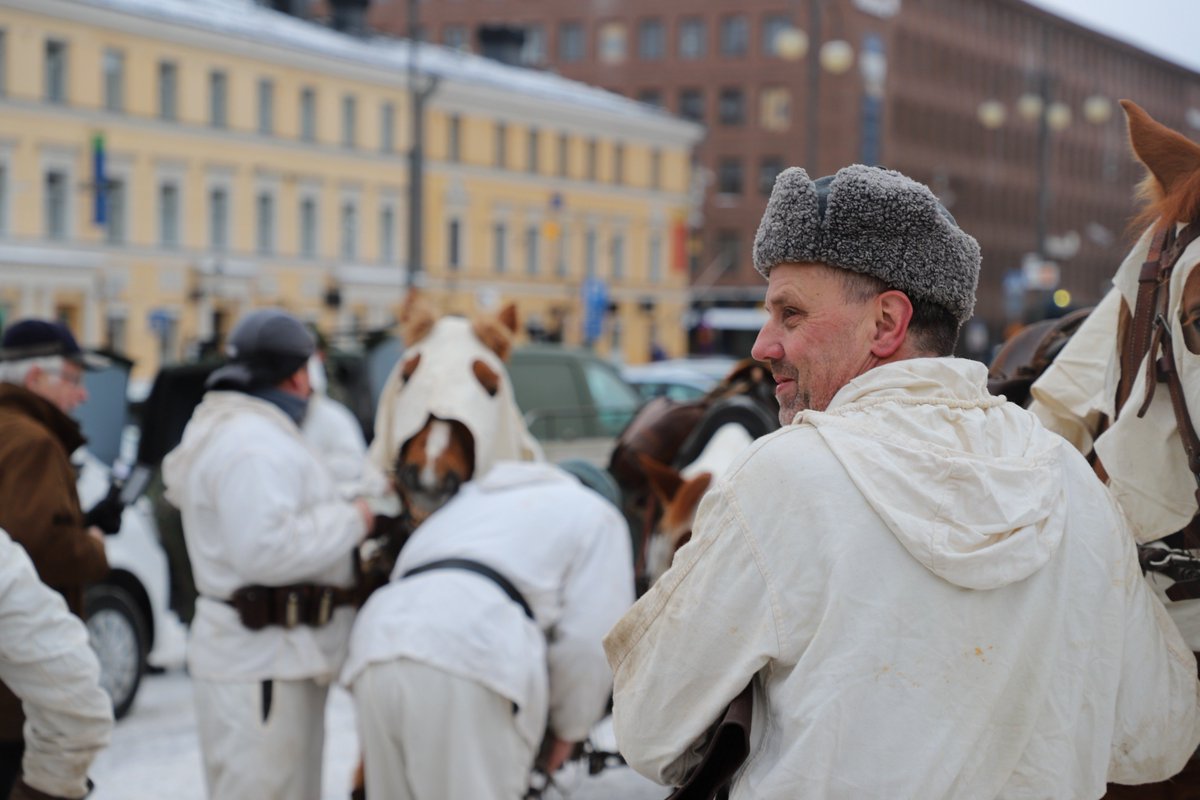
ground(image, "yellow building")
xmin=0 ymin=0 xmax=702 ymax=381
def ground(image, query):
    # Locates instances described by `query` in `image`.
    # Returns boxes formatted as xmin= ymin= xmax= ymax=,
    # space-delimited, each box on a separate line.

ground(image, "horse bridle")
xmin=1114 ymin=221 xmax=1200 ymax=598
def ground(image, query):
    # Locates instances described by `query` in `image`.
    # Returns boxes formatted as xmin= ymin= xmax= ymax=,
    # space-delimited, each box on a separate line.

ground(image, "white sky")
xmin=1023 ymin=0 xmax=1200 ymax=73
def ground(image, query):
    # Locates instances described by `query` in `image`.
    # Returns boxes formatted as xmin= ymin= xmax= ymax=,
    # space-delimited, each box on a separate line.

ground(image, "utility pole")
xmin=1034 ymin=26 xmax=1052 ymax=262
xmin=805 ymin=0 xmax=823 ymax=172
xmin=406 ymin=0 xmax=439 ymax=289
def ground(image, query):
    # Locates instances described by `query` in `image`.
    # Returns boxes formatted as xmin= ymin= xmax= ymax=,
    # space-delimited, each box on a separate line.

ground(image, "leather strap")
xmin=402 ymin=558 xmax=535 ymax=621
xmin=1117 ymin=226 xmax=1172 ymax=415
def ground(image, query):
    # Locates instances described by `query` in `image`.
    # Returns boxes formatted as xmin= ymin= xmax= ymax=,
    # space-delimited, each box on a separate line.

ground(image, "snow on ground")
xmin=89 ymin=668 xmax=665 ymax=800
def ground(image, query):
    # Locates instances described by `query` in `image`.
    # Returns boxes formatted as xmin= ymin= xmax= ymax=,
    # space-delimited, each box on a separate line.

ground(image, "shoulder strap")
xmin=402 ymin=558 xmax=535 ymax=621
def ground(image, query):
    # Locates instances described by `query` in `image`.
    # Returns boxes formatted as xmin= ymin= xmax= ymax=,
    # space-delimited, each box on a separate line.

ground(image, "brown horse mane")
xmin=1124 ymin=100 xmax=1200 ymax=234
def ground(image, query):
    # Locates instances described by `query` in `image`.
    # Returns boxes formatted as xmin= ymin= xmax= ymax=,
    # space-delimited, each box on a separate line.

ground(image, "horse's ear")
xmin=472 ymin=305 xmax=517 ymax=361
xmin=639 ymin=454 xmax=683 ymax=504
xmin=498 ymin=302 xmax=519 ymax=335
xmin=399 ymin=291 xmax=436 ymax=346
xmin=1123 ymin=100 xmax=1200 ymax=201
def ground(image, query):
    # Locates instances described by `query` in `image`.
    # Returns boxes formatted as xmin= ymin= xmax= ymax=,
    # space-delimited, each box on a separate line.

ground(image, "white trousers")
xmin=353 ymin=659 xmax=537 ymax=800
xmin=193 ymin=676 xmax=328 ymax=800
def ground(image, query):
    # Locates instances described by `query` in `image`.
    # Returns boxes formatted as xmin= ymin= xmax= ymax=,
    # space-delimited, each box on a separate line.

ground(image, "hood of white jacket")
xmin=162 ymin=391 xmax=298 ymax=507
xmin=798 ymin=358 xmax=1067 ymax=590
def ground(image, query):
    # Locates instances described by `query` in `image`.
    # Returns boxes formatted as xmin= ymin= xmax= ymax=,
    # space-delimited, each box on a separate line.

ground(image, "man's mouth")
xmin=773 ymin=375 xmax=795 ymax=395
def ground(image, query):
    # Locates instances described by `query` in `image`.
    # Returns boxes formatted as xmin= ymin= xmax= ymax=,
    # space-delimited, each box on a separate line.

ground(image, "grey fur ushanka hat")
xmin=752 ymin=165 xmax=981 ymax=326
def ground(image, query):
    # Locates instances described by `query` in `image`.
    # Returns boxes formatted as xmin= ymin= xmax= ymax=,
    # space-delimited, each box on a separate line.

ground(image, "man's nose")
xmin=751 ymin=325 xmax=781 ymax=361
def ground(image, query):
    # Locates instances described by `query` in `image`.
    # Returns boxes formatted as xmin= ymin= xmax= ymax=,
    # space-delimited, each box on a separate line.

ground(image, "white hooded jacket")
xmin=342 ymin=461 xmax=634 ymax=750
xmin=0 ymin=528 xmax=112 ymax=798
xmin=606 ymin=358 xmax=1200 ymax=800
xmin=162 ymin=391 xmax=366 ymax=683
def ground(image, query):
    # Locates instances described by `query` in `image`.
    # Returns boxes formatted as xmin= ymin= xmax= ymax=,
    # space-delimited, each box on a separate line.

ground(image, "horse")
xmin=990 ymin=100 xmax=1200 ymax=799
xmin=352 ymin=293 xmax=541 ymax=798
xmin=609 ymin=359 xmax=779 ymax=588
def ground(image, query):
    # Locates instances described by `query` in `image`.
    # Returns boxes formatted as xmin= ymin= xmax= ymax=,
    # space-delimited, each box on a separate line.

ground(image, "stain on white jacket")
xmin=606 ymin=357 xmax=1200 ymax=800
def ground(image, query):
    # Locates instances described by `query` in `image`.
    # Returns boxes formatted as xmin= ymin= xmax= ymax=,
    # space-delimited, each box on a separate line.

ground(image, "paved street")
xmin=89 ymin=668 xmax=665 ymax=800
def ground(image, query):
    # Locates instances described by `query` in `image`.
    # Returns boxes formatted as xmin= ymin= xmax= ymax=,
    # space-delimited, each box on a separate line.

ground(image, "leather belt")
xmin=219 ymin=583 xmax=359 ymax=630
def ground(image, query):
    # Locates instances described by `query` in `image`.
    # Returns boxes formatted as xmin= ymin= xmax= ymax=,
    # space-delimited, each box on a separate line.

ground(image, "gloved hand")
xmin=84 ymin=483 xmax=124 ymax=535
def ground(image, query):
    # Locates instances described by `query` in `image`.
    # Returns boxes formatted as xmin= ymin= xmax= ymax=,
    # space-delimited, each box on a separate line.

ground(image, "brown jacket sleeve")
xmin=0 ymin=432 xmax=108 ymax=590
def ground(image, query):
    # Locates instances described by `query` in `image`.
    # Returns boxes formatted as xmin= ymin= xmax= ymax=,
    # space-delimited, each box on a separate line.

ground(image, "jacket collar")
xmin=824 ymin=357 xmax=992 ymax=414
xmin=0 ymin=382 xmax=86 ymax=452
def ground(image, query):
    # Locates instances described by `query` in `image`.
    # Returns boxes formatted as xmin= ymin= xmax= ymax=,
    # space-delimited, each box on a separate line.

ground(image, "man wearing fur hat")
xmin=605 ymin=165 xmax=1200 ymax=798
xmin=162 ymin=309 xmax=376 ymax=799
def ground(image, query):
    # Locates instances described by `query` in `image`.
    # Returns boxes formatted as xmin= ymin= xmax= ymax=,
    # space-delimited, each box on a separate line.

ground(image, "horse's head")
xmin=639 ymin=454 xmax=712 ymax=583
xmin=371 ymin=294 xmax=541 ymax=523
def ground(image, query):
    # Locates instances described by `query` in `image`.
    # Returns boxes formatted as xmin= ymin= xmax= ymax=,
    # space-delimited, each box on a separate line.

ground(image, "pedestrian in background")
xmin=0 ymin=527 xmax=112 ymax=800
xmin=0 ymin=319 xmax=113 ymax=797
xmin=162 ymin=309 xmax=375 ymax=800
xmin=606 ymin=165 xmax=1200 ymax=799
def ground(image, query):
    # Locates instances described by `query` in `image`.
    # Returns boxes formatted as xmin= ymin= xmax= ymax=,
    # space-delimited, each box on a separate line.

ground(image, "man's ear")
xmin=22 ymin=365 xmax=44 ymax=391
xmin=871 ymin=290 xmax=914 ymax=359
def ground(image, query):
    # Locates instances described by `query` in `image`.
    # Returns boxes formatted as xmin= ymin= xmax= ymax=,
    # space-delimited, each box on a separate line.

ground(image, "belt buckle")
xmin=316 ymin=589 xmax=334 ymax=626
xmin=284 ymin=590 xmax=301 ymax=629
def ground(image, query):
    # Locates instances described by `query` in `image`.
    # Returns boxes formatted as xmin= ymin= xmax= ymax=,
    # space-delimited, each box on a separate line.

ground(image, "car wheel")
xmin=84 ymin=583 xmax=147 ymax=720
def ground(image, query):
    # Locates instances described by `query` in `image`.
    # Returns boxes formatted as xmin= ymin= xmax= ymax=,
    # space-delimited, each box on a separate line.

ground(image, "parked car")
xmin=507 ymin=344 xmax=643 ymax=465
xmin=76 ymin=356 xmax=186 ymax=719
xmin=621 ymin=357 xmax=739 ymax=402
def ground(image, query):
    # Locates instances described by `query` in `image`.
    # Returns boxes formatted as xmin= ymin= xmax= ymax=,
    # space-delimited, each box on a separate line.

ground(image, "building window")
xmin=762 ymin=15 xmax=793 ymax=57
xmin=525 ymin=225 xmax=540 ymax=276
xmin=716 ymin=230 xmax=740 ymax=273
xmin=559 ymin=22 xmax=584 ymax=62
xmin=717 ymin=158 xmax=743 ymax=195
xmin=258 ymin=78 xmax=274 ymax=135
xmin=637 ymin=89 xmax=663 ymax=108
xmin=521 ymin=24 xmax=546 ymax=65
xmin=381 ymin=102 xmax=395 ymax=153
xmin=759 ymin=157 xmax=784 ymax=196
xmin=649 ymin=232 xmax=663 ymax=283
xmin=300 ymin=87 xmax=316 ymax=142
xmin=526 ymin=128 xmax=540 ymax=173
xmin=105 ymin=178 xmax=126 ymax=244
xmin=449 ymin=115 xmax=461 ymax=162
xmin=256 ymin=192 xmax=274 ymax=254
xmin=613 ymin=143 xmax=624 ymax=184
xmin=342 ymin=95 xmax=357 ymax=148
xmin=556 ymin=229 xmax=569 ymax=278
xmin=380 ymin=206 xmax=396 ymax=263
xmin=587 ymin=140 xmax=598 ymax=181
xmin=103 ymin=49 xmax=124 ymax=112
xmin=159 ymin=61 xmax=178 ymax=121
xmin=443 ymin=25 xmax=468 ymax=50
xmin=209 ymin=187 xmax=228 ymax=252
xmin=299 ymin=197 xmax=317 ymax=258
xmin=610 ymin=233 xmax=625 ymax=280
xmin=650 ymin=149 xmax=662 ymax=190
xmin=598 ymin=22 xmax=627 ymax=64
xmin=719 ymin=87 xmax=745 ymax=125
xmin=679 ymin=89 xmax=704 ymax=122
xmin=45 ymin=170 xmax=67 ymax=240
xmin=678 ymin=17 xmax=706 ymax=60
xmin=493 ymin=222 xmax=508 ymax=274
xmin=760 ymin=87 xmax=792 ymax=131
xmin=585 ymin=228 xmax=597 ymax=278
xmin=340 ymin=201 xmax=357 ymax=260
xmin=638 ymin=19 xmax=665 ymax=60
xmin=45 ymin=40 xmax=67 ymax=104
xmin=720 ymin=15 xmax=749 ymax=57
xmin=557 ymin=132 xmax=569 ymax=177
xmin=0 ymin=164 xmax=8 ymax=237
xmin=494 ymin=122 xmax=507 ymax=168
xmin=447 ymin=219 xmax=461 ymax=271
xmin=159 ymin=182 xmax=179 ymax=248
xmin=209 ymin=70 xmax=228 ymax=128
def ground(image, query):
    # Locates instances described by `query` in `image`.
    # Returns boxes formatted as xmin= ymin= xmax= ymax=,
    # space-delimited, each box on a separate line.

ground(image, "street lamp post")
xmin=406 ymin=0 xmax=439 ymax=290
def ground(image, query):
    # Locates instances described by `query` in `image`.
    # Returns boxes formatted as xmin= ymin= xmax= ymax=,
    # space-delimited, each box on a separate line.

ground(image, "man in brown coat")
xmin=0 ymin=319 xmax=111 ymax=799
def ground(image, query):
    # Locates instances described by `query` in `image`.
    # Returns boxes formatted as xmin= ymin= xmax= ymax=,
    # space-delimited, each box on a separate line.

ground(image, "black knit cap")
xmin=205 ymin=308 xmax=315 ymax=390
xmin=752 ymin=165 xmax=981 ymax=326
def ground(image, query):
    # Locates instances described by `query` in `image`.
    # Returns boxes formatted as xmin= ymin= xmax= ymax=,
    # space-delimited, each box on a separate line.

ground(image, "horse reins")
xmin=1115 ymin=222 xmax=1200 ymax=507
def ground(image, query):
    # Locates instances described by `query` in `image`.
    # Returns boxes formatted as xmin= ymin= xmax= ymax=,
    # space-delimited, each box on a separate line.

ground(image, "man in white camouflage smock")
xmin=605 ymin=165 xmax=1200 ymax=800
